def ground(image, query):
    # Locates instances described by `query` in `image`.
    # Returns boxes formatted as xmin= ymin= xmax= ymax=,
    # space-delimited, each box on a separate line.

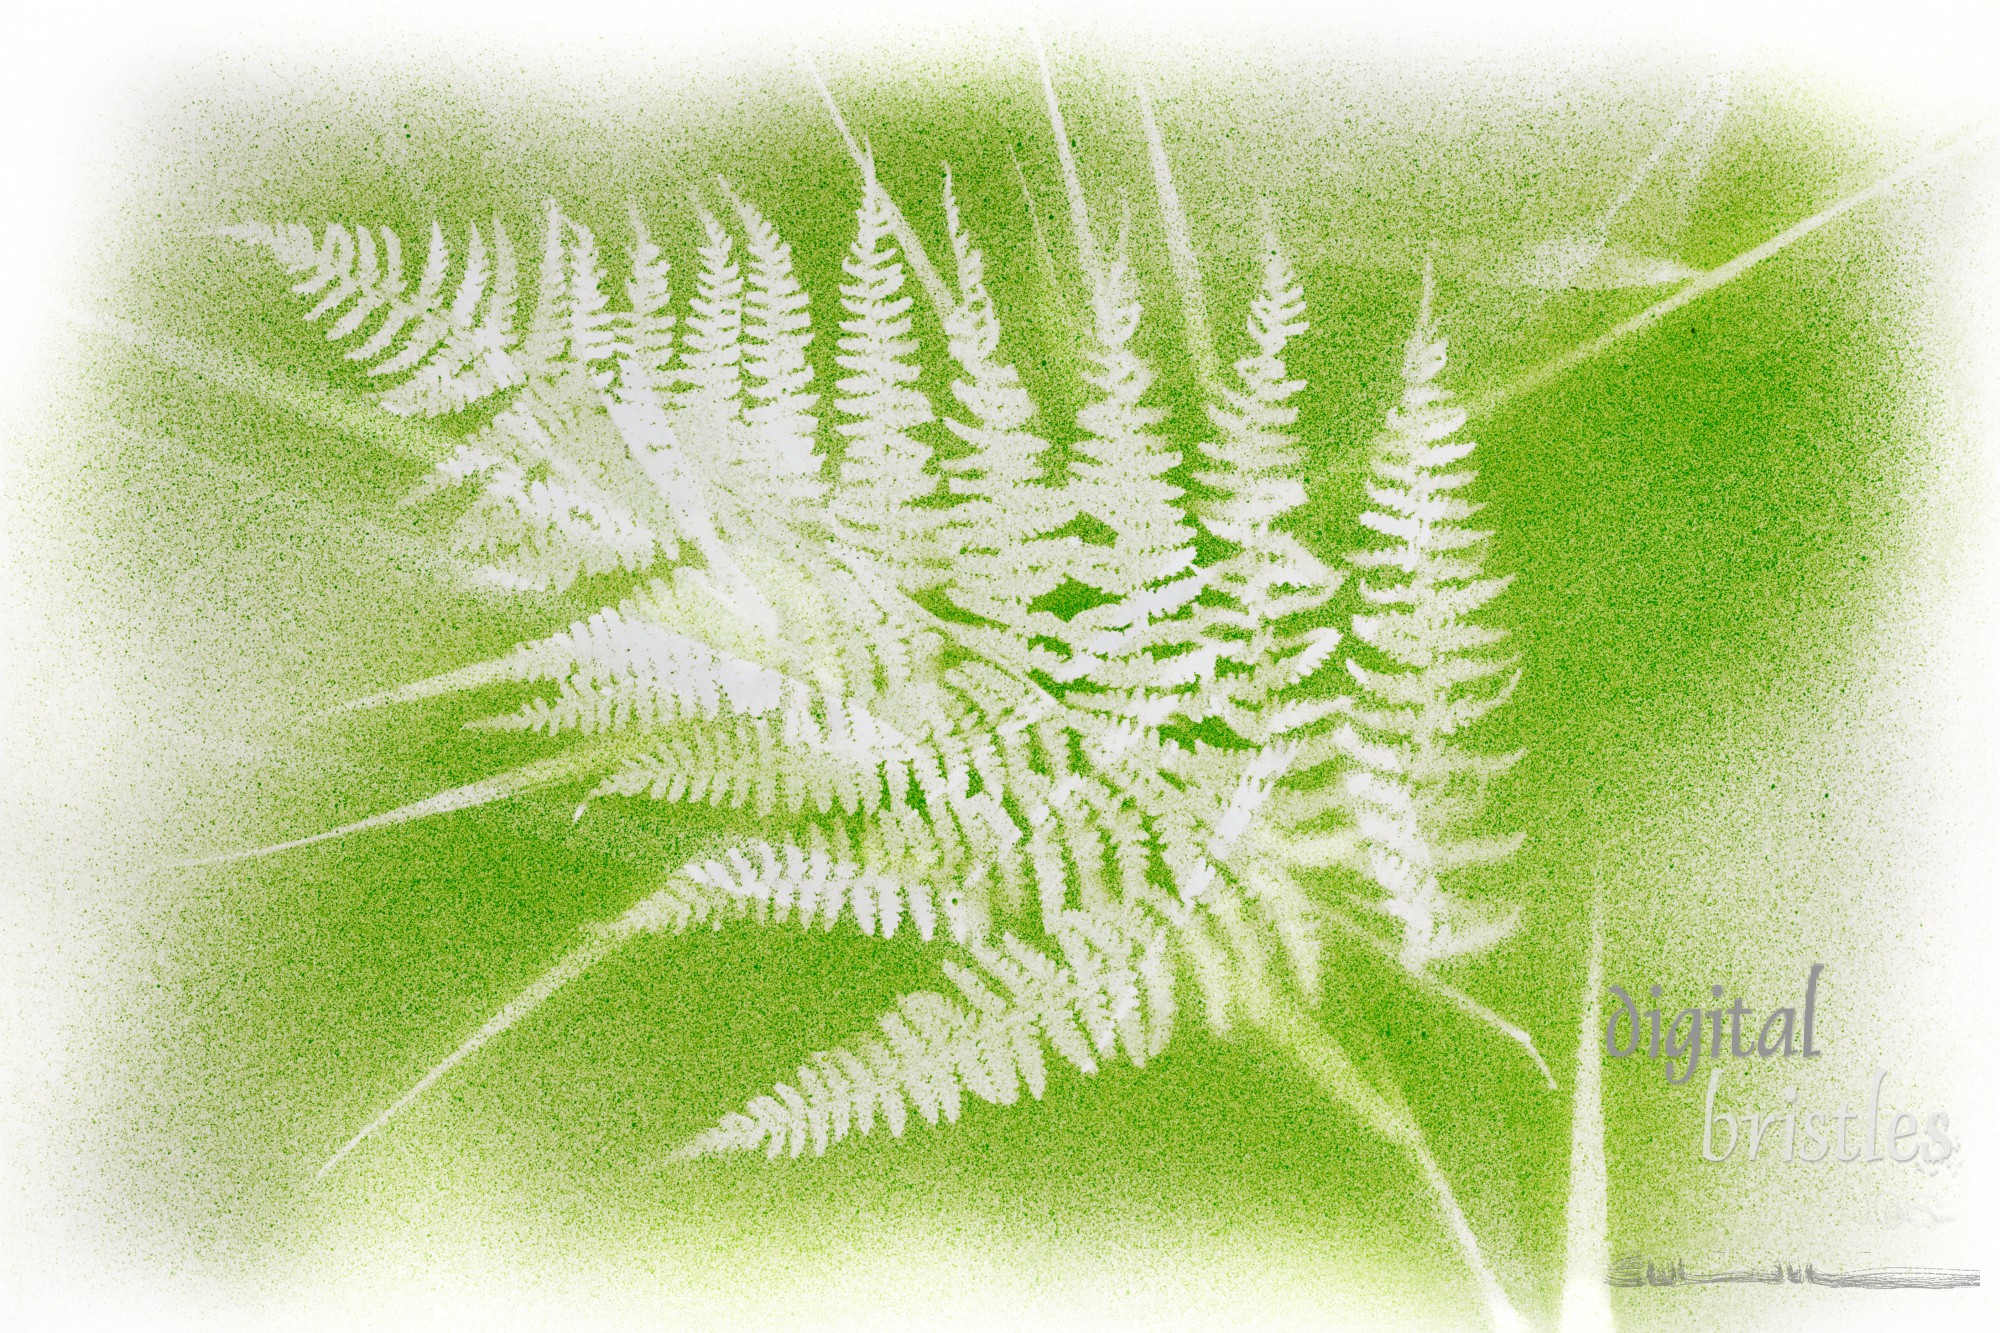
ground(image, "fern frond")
xmin=719 ymin=182 xmax=826 ymax=506
xmin=1064 ymin=219 xmax=1194 ymax=600
xmin=364 ymin=604 xmax=779 ymax=736
xmin=671 ymin=908 xmax=1169 ymax=1160
xmin=223 ymin=217 xmax=529 ymax=416
xmin=618 ymin=205 xmax=678 ymax=389
xmin=1171 ymin=235 xmax=1348 ymax=742
xmin=675 ymin=209 xmax=746 ymax=415
xmin=934 ymin=167 xmax=1075 ymax=628
xmin=418 ymin=443 xmax=674 ymax=592
xmin=829 ymin=176 xmax=941 ymax=569
xmin=338 ymin=567 xmax=799 ymax=723
xmin=671 ymin=834 xmax=973 ymax=943
xmin=1008 ymin=213 xmax=1213 ymax=710
xmin=561 ymin=215 xmax=621 ymax=383
xmin=1198 ymin=237 xmax=1311 ymax=540
xmin=585 ymin=710 xmax=884 ymax=819
xmin=603 ymin=388 xmax=781 ymax=637
xmin=514 ymin=202 xmax=584 ymax=388
xmin=1328 ymin=262 xmax=1524 ymax=973
xmin=232 ymin=131 xmax=1547 ymax=1332
xmin=389 ymin=216 xmax=527 ymax=416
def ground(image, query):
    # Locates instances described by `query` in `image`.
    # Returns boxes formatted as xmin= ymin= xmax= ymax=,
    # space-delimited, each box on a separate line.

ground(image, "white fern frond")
xmin=560 ymin=216 xmax=621 ymax=383
xmin=1330 ymin=262 xmax=1524 ymax=973
xmin=206 ymin=69 xmax=1623 ymax=1333
xmin=675 ymin=209 xmax=746 ymax=416
xmin=722 ymin=182 xmax=827 ymax=505
xmin=391 ymin=216 xmax=527 ymax=415
xmin=830 ymin=175 xmax=941 ymax=569
xmin=935 ymin=167 xmax=1075 ymax=633
xmin=671 ymin=908 xmax=1169 ymax=1160
xmin=462 ymin=607 xmax=787 ymax=734
xmin=1064 ymin=219 xmax=1194 ymax=603
xmin=514 ymin=202 xmax=579 ymax=386
xmin=618 ymin=205 xmax=678 ymax=389
xmin=1197 ymin=236 xmax=1311 ymax=541
xmin=674 ymin=834 xmax=973 ymax=944
xmin=222 ymin=217 xmax=529 ymax=416
xmin=1176 ymin=235 xmax=1349 ymax=741
xmin=603 ymin=387 xmax=781 ymax=636
xmin=422 ymin=444 xmax=674 ymax=592
xmin=226 ymin=135 xmax=1540 ymax=1318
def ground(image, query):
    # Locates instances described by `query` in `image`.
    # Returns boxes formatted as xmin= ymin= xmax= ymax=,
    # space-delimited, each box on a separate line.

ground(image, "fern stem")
xmin=1255 ymin=988 xmax=1527 ymax=1333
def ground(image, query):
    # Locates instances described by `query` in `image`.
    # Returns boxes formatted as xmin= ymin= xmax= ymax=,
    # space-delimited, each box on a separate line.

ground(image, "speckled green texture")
xmin=10 ymin=31 xmax=1992 ymax=1333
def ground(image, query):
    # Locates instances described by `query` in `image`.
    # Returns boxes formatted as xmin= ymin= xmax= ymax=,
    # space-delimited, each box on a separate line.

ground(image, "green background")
xmin=6 ymin=26 xmax=1991 ymax=1332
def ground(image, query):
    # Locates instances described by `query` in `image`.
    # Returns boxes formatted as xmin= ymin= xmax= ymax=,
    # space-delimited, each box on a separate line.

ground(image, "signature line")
xmin=1611 ymin=1257 xmax=1979 ymax=1290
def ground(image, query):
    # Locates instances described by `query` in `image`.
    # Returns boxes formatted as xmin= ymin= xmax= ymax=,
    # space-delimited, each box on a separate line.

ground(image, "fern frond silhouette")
xmin=1320 ymin=261 xmax=1526 ymax=973
xmin=218 ymin=61 xmax=1551 ymax=1333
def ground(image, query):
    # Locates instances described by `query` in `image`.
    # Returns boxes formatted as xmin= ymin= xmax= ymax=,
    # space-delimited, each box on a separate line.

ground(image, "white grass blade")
xmin=1558 ymin=881 xmax=1615 ymax=1333
xmin=63 ymin=306 xmax=449 ymax=464
xmin=161 ymin=742 xmax=627 ymax=870
xmin=1327 ymin=908 xmax=1555 ymax=1089
xmin=315 ymin=929 xmax=627 ymax=1180
xmin=1662 ymin=73 xmax=1732 ymax=244
xmin=1471 ymin=118 xmax=1995 ymax=419
xmin=1259 ymin=987 xmax=1526 ymax=1333
xmin=1408 ymin=1136 xmax=1531 ymax=1333
xmin=1590 ymin=80 xmax=1714 ymax=244
xmin=1134 ymin=71 xmax=1220 ymax=389
xmin=1028 ymin=24 xmax=1098 ymax=276
xmin=794 ymin=45 xmax=954 ymax=319
xmin=1008 ymin=143 xmax=1065 ymax=305
xmin=1498 ymin=80 xmax=1720 ymax=304
xmin=331 ymin=658 xmax=514 ymax=713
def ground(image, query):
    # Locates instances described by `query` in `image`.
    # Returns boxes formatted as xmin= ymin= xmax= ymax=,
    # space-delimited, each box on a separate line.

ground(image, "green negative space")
xmin=35 ymin=37 xmax=1985 ymax=1331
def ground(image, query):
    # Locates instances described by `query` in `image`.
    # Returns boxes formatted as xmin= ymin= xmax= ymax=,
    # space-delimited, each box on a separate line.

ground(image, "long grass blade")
xmin=315 ymin=928 xmax=628 ymax=1179
xmin=1326 ymin=908 xmax=1556 ymax=1089
xmin=1028 ymin=23 xmax=1098 ymax=276
xmin=1009 ymin=143 xmax=1064 ymax=303
xmin=1557 ymin=878 xmax=1615 ymax=1333
xmin=160 ymin=739 xmax=630 ymax=870
xmin=1408 ymin=1135 xmax=1531 ymax=1333
xmin=1134 ymin=70 xmax=1220 ymax=389
xmin=64 ymin=306 xmax=452 ymax=464
xmin=1591 ymin=79 xmax=1715 ymax=242
xmin=332 ymin=658 xmax=515 ymax=713
xmin=1259 ymin=986 xmax=1526 ymax=1333
xmin=794 ymin=45 xmax=954 ymax=319
xmin=1471 ymin=118 xmax=1996 ymax=419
